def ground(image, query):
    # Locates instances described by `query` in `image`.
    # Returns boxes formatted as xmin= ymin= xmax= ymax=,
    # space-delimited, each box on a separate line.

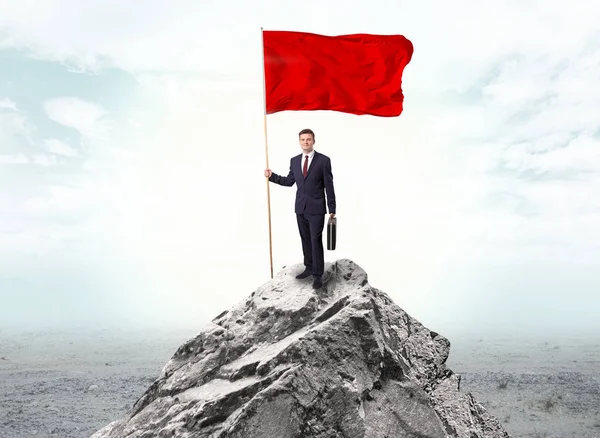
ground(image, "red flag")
xmin=262 ymin=30 xmax=413 ymax=117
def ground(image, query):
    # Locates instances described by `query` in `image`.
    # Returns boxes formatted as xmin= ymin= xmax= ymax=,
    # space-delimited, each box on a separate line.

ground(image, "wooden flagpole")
xmin=261 ymin=27 xmax=274 ymax=279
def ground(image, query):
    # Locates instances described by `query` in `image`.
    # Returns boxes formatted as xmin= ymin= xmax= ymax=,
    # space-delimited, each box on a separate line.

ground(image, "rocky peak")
xmin=92 ymin=259 xmax=510 ymax=438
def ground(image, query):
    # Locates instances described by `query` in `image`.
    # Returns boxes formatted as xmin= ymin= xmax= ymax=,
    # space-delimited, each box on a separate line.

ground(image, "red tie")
xmin=303 ymin=155 xmax=308 ymax=177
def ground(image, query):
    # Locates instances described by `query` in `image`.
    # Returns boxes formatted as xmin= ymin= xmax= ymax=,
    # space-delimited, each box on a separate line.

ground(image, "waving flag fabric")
xmin=262 ymin=30 xmax=413 ymax=117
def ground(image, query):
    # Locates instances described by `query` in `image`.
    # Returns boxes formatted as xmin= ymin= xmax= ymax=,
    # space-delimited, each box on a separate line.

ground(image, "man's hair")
xmin=298 ymin=128 xmax=315 ymax=140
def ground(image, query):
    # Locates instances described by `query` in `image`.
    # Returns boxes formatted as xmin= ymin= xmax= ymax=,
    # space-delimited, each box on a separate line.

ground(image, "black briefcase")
xmin=327 ymin=216 xmax=336 ymax=250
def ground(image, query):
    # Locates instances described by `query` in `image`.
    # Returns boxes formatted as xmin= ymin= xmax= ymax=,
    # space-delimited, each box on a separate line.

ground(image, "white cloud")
xmin=0 ymin=153 xmax=28 ymax=164
xmin=0 ymin=153 xmax=61 ymax=166
xmin=0 ymin=109 xmax=76 ymax=165
xmin=44 ymin=97 xmax=109 ymax=139
xmin=0 ymin=0 xmax=250 ymax=73
xmin=507 ymin=135 xmax=600 ymax=174
xmin=31 ymin=153 xmax=62 ymax=166
xmin=0 ymin=111 xmax=34 ymax=151
xmin=0 ymin=97 xmax=18 ymax=111
xmin=43 ymin=138 xmax=79 ymax=157
xmin=22 ymin=184 xmax=90 ymax=214
xmin=482 ymin=58 xmax=554 ymax=107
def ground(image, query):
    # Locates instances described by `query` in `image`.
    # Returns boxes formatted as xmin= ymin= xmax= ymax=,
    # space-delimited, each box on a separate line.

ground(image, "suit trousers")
xmin=296 ymin=211 xmax=326 ymax=278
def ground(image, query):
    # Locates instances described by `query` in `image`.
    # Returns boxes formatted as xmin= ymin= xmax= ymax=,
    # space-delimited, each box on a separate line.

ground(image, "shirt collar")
xmin=304 ymin=150 xmax=315 ymax=159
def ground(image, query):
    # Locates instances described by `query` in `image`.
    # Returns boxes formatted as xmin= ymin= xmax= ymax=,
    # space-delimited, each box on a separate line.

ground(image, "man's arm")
xmin=324 ymin=157 xmax=336 ymax=215
xmin=266 ymin=160 xmax=295 ymax=187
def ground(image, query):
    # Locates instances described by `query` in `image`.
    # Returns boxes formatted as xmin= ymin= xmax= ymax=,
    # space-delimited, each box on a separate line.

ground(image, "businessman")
xmin=264 ymin=128 xmax=336 ymax=289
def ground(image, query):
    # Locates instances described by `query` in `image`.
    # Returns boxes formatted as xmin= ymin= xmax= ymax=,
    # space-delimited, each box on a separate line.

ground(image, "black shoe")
xmin=312 ymin=277 xmax=323 ymax=289
xmin=295 ymin=269 xmax=312 ymax=279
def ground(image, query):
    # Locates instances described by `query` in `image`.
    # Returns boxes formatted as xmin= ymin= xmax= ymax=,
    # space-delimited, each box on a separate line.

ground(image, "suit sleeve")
xmin=269 ymin=159 xmax=295 ymax=187
xmin=324 ymin=157 xmax=336 ymax=214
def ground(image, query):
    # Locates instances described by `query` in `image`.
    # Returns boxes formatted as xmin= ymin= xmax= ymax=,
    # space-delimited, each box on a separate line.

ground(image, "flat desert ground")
xmin=1 ymin=327 xmax=598 ymax=438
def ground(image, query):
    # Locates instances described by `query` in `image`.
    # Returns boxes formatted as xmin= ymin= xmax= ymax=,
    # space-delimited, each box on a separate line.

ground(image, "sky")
xmin=1 ymin=0 xmax=599 ymax=339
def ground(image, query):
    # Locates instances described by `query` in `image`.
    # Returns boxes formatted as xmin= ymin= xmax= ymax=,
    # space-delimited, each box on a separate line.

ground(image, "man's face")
xmin=299 ymin=134 xmax=315 ymax=152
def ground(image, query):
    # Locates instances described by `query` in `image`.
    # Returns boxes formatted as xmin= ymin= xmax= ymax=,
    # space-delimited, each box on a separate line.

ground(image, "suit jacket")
xmin=269 ymin=150 xmax=336 ymax=215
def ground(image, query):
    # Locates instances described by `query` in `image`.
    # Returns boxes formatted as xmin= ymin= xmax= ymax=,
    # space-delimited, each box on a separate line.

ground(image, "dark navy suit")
xmin=269 ymin=150 xmax=336 ymax=278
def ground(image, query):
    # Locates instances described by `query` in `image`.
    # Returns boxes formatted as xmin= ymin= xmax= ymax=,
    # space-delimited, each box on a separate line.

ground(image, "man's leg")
xmin=296 ymin=213 xmax=312 ymax=273
xmin=307 ymin=213 xmax=326 ymax=280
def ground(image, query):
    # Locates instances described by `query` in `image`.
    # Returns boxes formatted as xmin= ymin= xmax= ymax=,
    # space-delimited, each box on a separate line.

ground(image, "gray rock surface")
xmin=91 ymin=259 xmax=510 ymax=438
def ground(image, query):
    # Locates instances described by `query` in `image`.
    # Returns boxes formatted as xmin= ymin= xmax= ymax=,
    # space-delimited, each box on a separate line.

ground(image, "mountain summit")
xmin=92 ymin=259 xmax=509 ymax=438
